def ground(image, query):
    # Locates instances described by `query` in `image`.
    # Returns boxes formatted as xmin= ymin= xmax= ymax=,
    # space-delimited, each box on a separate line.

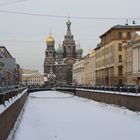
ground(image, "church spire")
xmin=66 ymin=19 xmax=71 ymax=29
xmin=62 ymin=19 xmax=76 ymax=58
xmin=66 ymin=19 xmax=72 ymax=36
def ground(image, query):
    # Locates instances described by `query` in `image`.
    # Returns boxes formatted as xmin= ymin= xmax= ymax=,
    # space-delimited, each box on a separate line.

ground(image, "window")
xmin=118 ymin=66 xmax=123 ymax=76
xmin=118 ymin=32 xmax=122 ymax=40
xmin=118 ymin=55 xmax=122 ymax=62
xmin=111 ymin=33 xmax=114 ymax=41
xmin=68 ymin=46 xmax=71 ymax=53
xmin=118 ymin=43 xmax=122 ymax=51
xmin=127 ymin=32 xmax=131 ymax=40
xmin=119 ymin=79 xmax=122 ymax=85
xmin=110 ymin=67 xmax=114 ymax=76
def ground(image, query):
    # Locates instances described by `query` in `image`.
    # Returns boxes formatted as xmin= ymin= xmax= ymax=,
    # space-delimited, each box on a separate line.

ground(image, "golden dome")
xmin=46 ymin=34 xmax=55 ymax=45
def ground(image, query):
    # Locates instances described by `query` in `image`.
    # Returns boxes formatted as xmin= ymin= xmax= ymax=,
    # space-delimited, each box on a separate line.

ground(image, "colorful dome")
xmin=56 ymin=46 xmax=64 ymax=55
xmin=46 ymin=34 xmax=55 ymax=45
xmin=76 ymin=48 xmax=83 ymax=55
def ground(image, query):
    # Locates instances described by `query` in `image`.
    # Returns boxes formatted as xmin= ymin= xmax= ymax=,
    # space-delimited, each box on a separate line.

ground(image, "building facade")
xmin=44 ymin=20 xmax=83 ymax=86
xmin=83 ymin=50 xmax=96 ymax=85
xmin=88 ymin=50 xmax=96 ymax=85
xmin=125 ymin=32 xmax=140 ymax=85
xmin=73 ymin=59 xmax=85 ymax=86
xmin=22 ymin=69 xmax=44 ymax=86
xmin=95 ymin=25 xmax=140 ymax=86
xmin=73 ymin=50 xmax=95 ymax=86
xmin=0 ymin=46 xmax=21 ymax=85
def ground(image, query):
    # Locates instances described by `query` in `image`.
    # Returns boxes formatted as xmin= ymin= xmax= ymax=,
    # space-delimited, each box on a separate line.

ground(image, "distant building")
xmin=73 ymin=50 xmax=95 ymax=86
xmin=15 ymin=64 xmax=22 ymax=85
xmin=95 ymin=25 xmax=140 ymax=86
xmin=125 ymin=32 xmax=140 ymax=85
xmin=22 ymin=69 xmax=38 ymax=74
xmin=44 ymin=20 xmax=83 ymax=86
xmin=22 ymin=69 xmax=44 ymax=86
xmin=0 ymin=45 xmax=21 ymax=85
xmin=73 ymin=58 xmax=85 ymax=86
xmin=84 ymin=50 xmax=96 ymax=86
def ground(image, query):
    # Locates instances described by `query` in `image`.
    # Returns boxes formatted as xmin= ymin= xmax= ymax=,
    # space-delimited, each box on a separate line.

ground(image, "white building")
xmin=125 ymin=32 xmax=140 ymax=85
xmin=73 ymin=59 xmax=85 ymax=86
xmin=132 ymin=32 xmax=140 ymax=85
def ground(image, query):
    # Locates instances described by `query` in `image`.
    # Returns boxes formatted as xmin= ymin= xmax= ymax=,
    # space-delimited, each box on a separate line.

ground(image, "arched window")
xmin=63 ymin=46 xmax=66 ymax=57
xmin=68 ymin=46 xmax=71 ymax=53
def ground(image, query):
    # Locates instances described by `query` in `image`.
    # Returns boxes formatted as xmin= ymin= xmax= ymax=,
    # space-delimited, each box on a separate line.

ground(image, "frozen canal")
xmin=12 ymin=91 xmax=140 ymax=140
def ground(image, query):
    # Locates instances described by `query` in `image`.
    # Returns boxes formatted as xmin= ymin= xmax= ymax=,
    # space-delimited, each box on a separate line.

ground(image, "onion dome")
xmin=56 ymin=46 xmax=64 ymax=55
xmin=76 ymin=47 xmax=83 ymax=55
xmin=46 ymin=34 xmax=55 ymax=45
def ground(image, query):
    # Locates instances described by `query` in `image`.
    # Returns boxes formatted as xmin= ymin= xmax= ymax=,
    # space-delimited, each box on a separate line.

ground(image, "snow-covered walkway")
xmin=12 ymin=91 xmax=140 ymax=140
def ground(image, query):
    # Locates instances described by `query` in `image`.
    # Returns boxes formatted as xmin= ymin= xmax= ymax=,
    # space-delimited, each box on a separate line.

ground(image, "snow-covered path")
xmin=13 ymin=91 xmax=140 ymax=140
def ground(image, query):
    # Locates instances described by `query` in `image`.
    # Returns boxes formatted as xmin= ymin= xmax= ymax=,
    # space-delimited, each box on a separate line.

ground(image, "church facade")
xmin=44 ymin=20 xmax=83 ymax=86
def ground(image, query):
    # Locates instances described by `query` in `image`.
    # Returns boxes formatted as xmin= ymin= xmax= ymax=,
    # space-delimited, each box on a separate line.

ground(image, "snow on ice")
xmin=10 ymin=91 xmax=140 ymax=140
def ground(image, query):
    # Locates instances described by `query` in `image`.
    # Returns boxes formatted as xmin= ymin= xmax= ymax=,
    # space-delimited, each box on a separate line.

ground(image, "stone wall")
xmin=0 ymin=91 xmax=28 ymax=140
xmin=76 ymin=90 xmax=140 ymax=111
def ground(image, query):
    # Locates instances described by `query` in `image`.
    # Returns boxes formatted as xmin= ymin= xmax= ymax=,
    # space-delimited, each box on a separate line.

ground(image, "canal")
xmin=10 ymin=91 xmax=140 ymax=140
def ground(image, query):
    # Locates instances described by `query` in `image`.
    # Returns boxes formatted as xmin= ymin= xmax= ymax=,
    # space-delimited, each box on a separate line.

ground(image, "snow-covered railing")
xmin=0 ymin=88 xmax=28 ymax=140
xmin=0 ymin=87 xmax=26 ymax=107
xmin=75 ymin=85 xmax=140 ymax=94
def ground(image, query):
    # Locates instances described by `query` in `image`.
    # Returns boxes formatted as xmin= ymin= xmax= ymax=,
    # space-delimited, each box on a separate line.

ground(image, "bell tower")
xmin=62 ymin=20 xmax=77 ymax=58
xmin=44 ymin=33 xmax=56 ymax=85
xmin=44 ymin=33 xmax=55 ymax=65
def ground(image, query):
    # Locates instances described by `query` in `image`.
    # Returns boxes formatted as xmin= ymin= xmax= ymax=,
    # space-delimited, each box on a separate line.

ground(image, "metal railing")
xmin=75 ymin=85 xmax=140 ymax=94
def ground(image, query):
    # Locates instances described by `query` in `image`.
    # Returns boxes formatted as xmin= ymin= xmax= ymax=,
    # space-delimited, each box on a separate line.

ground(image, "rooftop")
xmin=100 ymin=24 xmax=140 ymax=38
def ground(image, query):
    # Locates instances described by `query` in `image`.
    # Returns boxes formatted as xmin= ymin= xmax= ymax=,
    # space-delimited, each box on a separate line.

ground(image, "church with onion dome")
xmin=44 ymin=20 xmax=83 ymax=86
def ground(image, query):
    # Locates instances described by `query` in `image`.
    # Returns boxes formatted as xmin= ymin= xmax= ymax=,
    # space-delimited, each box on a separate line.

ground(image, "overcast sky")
xmin=0 ymin=0 xmax=140 ymax=72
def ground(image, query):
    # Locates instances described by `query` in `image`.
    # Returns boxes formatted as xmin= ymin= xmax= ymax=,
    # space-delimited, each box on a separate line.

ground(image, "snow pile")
xmin=12 ymin=91 xmax=140 ymax=140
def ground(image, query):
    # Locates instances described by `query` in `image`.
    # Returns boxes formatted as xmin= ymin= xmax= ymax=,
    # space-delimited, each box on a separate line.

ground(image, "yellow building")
xmin=125 ymin=32 xmax=140 ymax=85
xmin=95 ymin=25 xmax=140 ymax=86
xmin=22 ymin=69 xmax=44 ymax=86
xmin=84 ymin=50 xmax=96 ymax=85
xmin=22 ymin=69 xmax=38 ymax=74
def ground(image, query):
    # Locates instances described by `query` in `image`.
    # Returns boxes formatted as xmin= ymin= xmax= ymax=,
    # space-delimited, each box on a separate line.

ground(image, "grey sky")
xmin=0 ymin=0 xmax=139 ymax=72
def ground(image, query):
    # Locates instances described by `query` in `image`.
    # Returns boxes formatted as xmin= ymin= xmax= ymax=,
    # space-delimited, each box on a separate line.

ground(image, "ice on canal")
xmin=12 ymin=91 xmax=140 ymax=140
